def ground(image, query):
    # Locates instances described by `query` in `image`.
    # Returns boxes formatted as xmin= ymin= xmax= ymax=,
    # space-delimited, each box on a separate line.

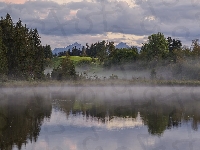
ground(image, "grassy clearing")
xmin=70 ymin=56 xmax=92 ymax=62
xmin=52 ymin=56 xmax=97 ymax=68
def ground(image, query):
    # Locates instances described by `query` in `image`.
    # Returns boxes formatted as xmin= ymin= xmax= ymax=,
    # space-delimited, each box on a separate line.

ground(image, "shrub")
xmin=51 ymin=55 xmax=76 ymax=80
xmin=76 ymin=59 xmax=91 ymax=67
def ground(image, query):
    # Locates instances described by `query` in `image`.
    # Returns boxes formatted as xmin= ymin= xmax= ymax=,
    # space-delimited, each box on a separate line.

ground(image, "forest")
xmin=0 ymin=14 xmax=52 ymax=80
xmin=1 ymin=13 xmax=200 ymax=82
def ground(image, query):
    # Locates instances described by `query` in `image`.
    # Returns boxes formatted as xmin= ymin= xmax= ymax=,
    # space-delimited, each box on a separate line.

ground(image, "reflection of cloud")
xmin=63 ymin=138 xmax=77 ymax=150
xmin=106 ymin=113 xmax=143 ymax=129
xmin=49 ymin=109 xmax=143 ymax=130
xmin=33 ymin=140 xmax=48 ymax=150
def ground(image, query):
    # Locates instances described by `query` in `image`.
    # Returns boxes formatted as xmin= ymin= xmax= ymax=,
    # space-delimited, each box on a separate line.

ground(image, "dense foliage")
xmin=0 ymin=94 xmax=52 ymax=149
xmin=140 ymin=32 xmax=169 ymax=61
xmin=51 ymin=32 xmax=200 ymax=81
xmin=0 ymin=14 xmax=52 ymax=80
xmin=51 ymin=54 xmax=76 ymax=80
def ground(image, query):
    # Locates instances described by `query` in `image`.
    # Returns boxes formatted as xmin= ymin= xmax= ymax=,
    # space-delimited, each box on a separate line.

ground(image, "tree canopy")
xmin=0 ymin=14 xmax=52 ymax=80
xmin=140 ymin=32 xmax=169 ymax=61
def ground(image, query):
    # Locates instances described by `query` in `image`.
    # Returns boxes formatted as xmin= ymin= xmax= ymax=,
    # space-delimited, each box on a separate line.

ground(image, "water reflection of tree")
xmin=53 ymin=94 xmax=200 ymax=136
xmin=53 ymin=95 xmax=138 ymax=123
xmin=182 ymin=100 xmax=200 ymax=131
xmin=140 ymin=100 xmax=181 ymax=136
xmin=0 ymin=94 xmax=52 ymax=150
xmin=136 ymin=99 xmax=200 ymax=136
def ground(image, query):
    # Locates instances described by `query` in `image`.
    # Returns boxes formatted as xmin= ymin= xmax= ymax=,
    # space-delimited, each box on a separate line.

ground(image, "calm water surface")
xmin=1 ymin=86 xmax=200 ymax=150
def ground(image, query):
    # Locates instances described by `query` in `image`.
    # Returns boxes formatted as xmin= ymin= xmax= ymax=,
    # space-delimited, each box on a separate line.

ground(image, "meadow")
xmin=52 ymin=56 xmax=97 ymax=67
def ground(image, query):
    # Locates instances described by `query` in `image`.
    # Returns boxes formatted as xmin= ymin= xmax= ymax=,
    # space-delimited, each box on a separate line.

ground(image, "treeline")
xmin=1 ymin=13 xmax=200 ymax=81
xmin=0 ymin=14 xmax=52 ymax=80
xmin=52 ymin=32 xmax=200 ymax=80
xmin=66 ymin=32 xmax=200 ymax=68
xmin=77 ymin=33 xmax=182 ymax=67
xmin=56 ymin=46 xmax=85 ymax=57
xmin=68 ymin=33 xmax=200 ymax=80
xmin=134 ymin=33 xmax=200 ymax=80
xmin=53 ymin=93 xmax=200 ymax=136
xmin=56 ymin=34 xmax=182 ymax=68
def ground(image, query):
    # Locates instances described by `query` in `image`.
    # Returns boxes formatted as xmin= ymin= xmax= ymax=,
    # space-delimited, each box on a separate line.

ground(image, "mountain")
xmin=52 ymin=48 xmax=67 ymax=55
xmin=115 ymin=42 xmax=130 ymax=49
xmin=65 ymin=42 xmax=82 ymax=51
xmin=53 ymin=42 xmax=82 ymax=54
xmin=53 ymin=42 xmax=134 ymax=54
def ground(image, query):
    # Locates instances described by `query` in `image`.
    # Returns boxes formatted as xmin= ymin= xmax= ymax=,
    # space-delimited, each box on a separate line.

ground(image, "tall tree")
xmin=0 ymin=13 xmax=15 ymax=77
xmin=167 ymin=37 xmax=182 ymax=63
xmin=29 ymin=28 xmax=45 ymax=79
xmin=43 ymin=44 xmax=53 ymax=67
xmin=107 ymin=41 xmax=115 ymax=57
xmin=167 ymin=37 xmax=182 ymax=53
xmin=0 ymin=14 xmax=47 ymax=80
xmin=13 ymin=19 xmax=30 ymax=79
xmin=81 ymin=46 xmax=87 ymax=56
xmin=43 ymin=44 xmax=52 ymax=59
xmin=96 ymin=40 xmax=107 ymax=63
xmin=0 ymin=27 xmax=7 ymax=75
xmin=140 ymin=32 xmax=169 ymax=62
xmin=191 ymin=39 xmax=200 ymax=58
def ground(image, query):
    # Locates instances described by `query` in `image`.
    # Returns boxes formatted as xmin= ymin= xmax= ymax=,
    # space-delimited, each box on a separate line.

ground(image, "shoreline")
xmin=1 ymin=79 xmax=200 ymax=88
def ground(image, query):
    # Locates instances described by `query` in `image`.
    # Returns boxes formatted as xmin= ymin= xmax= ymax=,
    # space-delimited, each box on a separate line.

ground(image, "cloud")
xmin=0 ymin=0 xmax=200 ymax=48
xmin=0 ymin=0 xmax=26 ymax=4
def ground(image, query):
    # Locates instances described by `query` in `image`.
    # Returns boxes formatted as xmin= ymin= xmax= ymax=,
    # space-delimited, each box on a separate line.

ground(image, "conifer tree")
xmin=0 ymin=14 xmax=47 ymax=80
xmin=0 ymin=27 xmax=8 ymax=75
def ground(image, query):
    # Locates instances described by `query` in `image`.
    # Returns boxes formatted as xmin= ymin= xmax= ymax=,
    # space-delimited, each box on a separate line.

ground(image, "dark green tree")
xmin=13 ymin=19 xmax=31 ymax=79
xmin=28 ymin=28 xmax=45 ymax=79
xmin=43 ymin=44 xmax=53 ymax=67
xmin=167 ymin=37 xmax=182 ymax=63
xmin=112 ymin=48 xmax=138 ymax=64
xmin=0 ymin=14 xmax=47 ymax=80
xmin=0 ymin=27 xmax=8 ymax=76
xmin=104 ymin=47 xmax=138 ymax=68
xmin=167 ymin=37 xmax=182 ymax=53
xmin=140 ymin=32 xmax=169 ymax=62
xmin=51 ymin=53 xmax=76 ymax=80
xmin=96 ymin=40 xmax=107 ymax=63
xmin=43 ymin=44 xmax=53 ymax=59
xmin=191 ymin=39 xmax=200 ymax=58
xmin=0 ymin=14 xmax=15 ymax=78
xmin=107 ymin=41 xmax=115 ymax=57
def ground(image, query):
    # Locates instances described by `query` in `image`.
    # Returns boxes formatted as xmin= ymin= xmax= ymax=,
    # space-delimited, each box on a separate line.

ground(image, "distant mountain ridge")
xmin=52 ymin=42 xmax=131 ymax=54
xmin=52 ymin=42 xmax=82 ymax=54
xmin=115 ymin=42 xmax=130 ymax=49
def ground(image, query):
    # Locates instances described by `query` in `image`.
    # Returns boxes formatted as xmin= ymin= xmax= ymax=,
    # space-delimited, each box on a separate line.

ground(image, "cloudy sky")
xmin=0 ymin=0 xmax=200 ymax=49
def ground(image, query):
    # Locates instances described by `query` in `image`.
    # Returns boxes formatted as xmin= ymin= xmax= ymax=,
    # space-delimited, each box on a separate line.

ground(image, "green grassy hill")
xmin=52 ymin=56 xmax=97 ymax=68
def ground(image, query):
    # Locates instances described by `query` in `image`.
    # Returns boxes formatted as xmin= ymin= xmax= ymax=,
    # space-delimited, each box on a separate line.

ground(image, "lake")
xmin=0 ymin=86 xmax=200 ymax=150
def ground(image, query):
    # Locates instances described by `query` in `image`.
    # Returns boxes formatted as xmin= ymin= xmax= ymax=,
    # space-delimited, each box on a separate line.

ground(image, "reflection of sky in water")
xmin=13 ymin=108 xmax=200 ymax=150
xmin=48 ymin=109 xmax=143 ymax=130
xmin=4 ymin=86 xmax=200 ymax=150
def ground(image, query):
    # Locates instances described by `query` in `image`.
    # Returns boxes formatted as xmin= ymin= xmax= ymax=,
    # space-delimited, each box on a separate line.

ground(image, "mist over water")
xmin=1 ymin=86 xmax=200 ymax=101
xmin=76 ymin=66 xmax=151 ymax=80
xmin=1 ymin=86 xmax=200 ymax=150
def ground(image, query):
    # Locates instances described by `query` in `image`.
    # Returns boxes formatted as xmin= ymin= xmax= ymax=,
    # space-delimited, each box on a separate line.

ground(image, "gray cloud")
xmin=0 ymin=0 xmax=200 ymax=47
